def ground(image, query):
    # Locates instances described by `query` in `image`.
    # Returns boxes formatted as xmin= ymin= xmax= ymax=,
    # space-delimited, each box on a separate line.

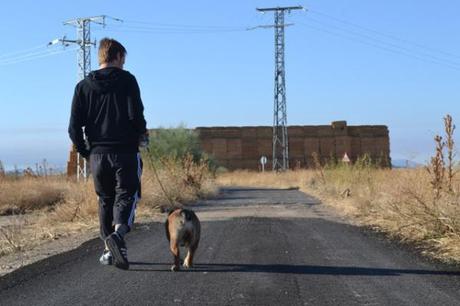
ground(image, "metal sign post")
xmin=342 ymin=152 xmax=351 ymax=164
xmin=260 ymin=155 xmax=268 ymax=172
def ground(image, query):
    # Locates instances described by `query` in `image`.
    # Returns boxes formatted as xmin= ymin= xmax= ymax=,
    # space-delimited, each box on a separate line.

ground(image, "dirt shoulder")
xmin=0 ymin=211 xmax=166 ymax=277
xmin=0 ymin=226 xmax=98 ymax=277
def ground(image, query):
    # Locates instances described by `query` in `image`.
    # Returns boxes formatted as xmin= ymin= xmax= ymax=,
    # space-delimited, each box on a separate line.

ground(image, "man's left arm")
xmin=68 ymin=86 xmax=89 ymax=158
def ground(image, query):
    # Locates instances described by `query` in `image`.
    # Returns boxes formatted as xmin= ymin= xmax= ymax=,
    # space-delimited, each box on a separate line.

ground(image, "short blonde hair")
xmin=98 ymin=38 xmax=127 ymax=65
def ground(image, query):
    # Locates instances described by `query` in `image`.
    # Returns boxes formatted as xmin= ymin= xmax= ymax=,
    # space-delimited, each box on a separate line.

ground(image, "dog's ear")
xmin=167 ymin=207 xmax=180 ymax=216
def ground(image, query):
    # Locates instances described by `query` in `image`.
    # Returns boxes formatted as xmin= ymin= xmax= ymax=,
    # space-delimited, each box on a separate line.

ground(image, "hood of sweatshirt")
xmin=85 ymin=67 xmax=127 ymax=93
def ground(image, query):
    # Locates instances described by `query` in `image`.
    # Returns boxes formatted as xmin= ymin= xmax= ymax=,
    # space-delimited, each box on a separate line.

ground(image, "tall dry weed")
xmin=0 ymin=216 xmax=26 ymax=255
xmin=427 ymin=135 xmax=445 ymax=199
xmin=0 ymin=161 xmax=5 ymax=178
xmin=444 ymin=114 xmax=456 ymax=192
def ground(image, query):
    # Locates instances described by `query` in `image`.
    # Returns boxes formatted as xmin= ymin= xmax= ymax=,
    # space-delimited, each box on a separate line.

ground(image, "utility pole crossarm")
xmin=247 ymin=24 xmax=294 ymax=30
xmin=256 ymin=6 xmax=303 ymax=12
xmin=63 ymin=15 xmax=107 ymax=27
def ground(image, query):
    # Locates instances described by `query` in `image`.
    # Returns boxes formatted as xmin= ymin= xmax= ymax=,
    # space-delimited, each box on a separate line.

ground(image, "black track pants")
xmin=89 ymin=152 xmax=142 ymax=240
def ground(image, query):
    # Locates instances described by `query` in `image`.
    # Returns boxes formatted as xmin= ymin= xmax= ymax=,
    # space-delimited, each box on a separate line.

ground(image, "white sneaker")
xmin=99 ymin=250 xmax=113 ymax=265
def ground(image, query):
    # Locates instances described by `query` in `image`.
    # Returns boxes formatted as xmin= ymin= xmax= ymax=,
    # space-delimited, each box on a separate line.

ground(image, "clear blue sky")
xmin=0 ymin=0 xmax=459 ymax=169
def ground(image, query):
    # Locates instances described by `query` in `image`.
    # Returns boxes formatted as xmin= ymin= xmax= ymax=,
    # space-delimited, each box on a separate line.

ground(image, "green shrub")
xmin=145 ymin=125 xmax=217 ymax=170
xmin=147 ymin=125 xmax=202 ymax=160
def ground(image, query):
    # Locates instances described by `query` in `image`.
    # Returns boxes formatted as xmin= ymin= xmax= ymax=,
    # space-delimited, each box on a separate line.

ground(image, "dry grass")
xmin=218 ymin=115 xmax=460 ymax=263
xmin=217 ymin=167 xmax=460 ymax=263
xmin=0 ymin=176 xmax=66 ymax=215
xmin=0 ymin=156 xmax=215 ymax=257
xmin=141 ymin=155 xmax=217 ymax=211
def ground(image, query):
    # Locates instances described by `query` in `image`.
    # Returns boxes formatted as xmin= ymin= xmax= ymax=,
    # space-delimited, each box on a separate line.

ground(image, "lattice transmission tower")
xmin=63 ymin=16 xmax=106 ymax=80
xmin=256 ymin=6 xmax=303 ymax=171
xmin=51 ymin=15 xmax=120 ymax=180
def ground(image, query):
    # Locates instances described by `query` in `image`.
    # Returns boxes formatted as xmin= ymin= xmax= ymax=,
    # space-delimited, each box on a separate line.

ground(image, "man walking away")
xmin=68 ymin=38 xmax=148 ymax=270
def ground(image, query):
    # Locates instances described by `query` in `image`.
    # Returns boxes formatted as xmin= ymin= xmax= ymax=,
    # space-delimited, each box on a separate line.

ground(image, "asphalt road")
xmin=2 ymin=187 xmax=460 ymax=305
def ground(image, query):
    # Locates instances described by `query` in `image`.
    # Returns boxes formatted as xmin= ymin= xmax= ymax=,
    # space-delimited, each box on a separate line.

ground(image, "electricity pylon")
xmin=256 ymin=6 xmax=303 ymax=171
xmin=51 ymin=15 xmax=121 ymax=180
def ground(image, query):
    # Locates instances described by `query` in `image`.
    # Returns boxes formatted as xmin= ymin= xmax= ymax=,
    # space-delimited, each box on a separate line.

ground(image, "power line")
xmin=119 ymin=19 xmax=246 ymax=29
xmin=0 ymin=47 xmax=77 ymax=66
xmin=308 ymin=9 xmax=460 ymax=60
xmin=297 ymin=22 xmax=460 ymax=71
xmin=94 ymin=18 xmax=250 ymax=35
xmin=108 ymin=24 xmax=244 ymax=31
xmin=0 ymin=48 xmax=62 ymax=63
xmin=301 ymin=17 xmax=460 ymax=68
xmin=106 ymin=24 xmax=245 ymax=31
xmin=96 ymin=21 xmax=248 ymax=35
xmin=0 ymin=44 xmax=48 ymax=60
xmin=95 ymin=28 xmax=246 ymax=36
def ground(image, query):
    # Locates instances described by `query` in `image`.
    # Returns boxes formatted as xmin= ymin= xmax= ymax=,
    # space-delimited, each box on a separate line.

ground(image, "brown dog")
xmin=165 ymin=208 xmax=201 ymax=271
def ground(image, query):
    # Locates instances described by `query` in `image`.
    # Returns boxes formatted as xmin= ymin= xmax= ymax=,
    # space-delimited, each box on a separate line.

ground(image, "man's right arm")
xmin=68 ymin=86 xmax=89 ymax=158
xmin=128 ymin=75 xmax=147 ymax=135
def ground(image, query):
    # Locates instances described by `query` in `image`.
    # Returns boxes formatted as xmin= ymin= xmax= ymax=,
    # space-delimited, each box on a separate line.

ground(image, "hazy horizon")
xmin=1 ymin=1 xmax=459 ymax=169
xmin=0 ymin=123 xmax=446 ymax=171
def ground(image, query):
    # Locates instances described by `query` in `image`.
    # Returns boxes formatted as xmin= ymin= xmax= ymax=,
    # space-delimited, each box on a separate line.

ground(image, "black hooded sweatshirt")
xmin=68 ymin=67 xmax=147 ymax=157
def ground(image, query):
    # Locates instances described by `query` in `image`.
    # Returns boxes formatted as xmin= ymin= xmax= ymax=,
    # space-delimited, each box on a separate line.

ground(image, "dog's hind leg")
xmin=183 ymin=242 xmax=198 ymax=269
xmin=170 ymin=240 xmax=180 ymax=272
